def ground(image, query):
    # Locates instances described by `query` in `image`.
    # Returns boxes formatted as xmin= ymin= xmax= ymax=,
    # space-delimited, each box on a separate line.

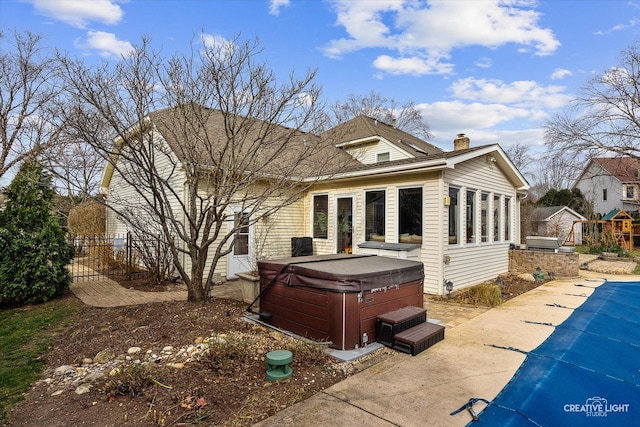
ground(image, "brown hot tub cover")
xmin=257 ymin=254 xmax=424 ymax=293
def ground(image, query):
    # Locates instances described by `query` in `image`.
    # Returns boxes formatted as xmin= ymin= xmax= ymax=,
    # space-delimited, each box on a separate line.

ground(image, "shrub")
xmin=100 ymin=362 xmax=159 ymax=397
xmin=67 ymin=201 xmax=106 ymax=236
xmin=0 ymin=162 xmax=74 ymax=305
xmin=204 ymin=333 xmax=251 ymax=372
xmin=279 ymin=340 xmax=328 ymax=366
xmin=458 ymin=284 xmax=503 ymax=307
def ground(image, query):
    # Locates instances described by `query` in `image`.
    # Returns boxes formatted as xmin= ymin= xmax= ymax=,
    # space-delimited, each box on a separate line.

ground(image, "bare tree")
xmin=528 ymin=151 xmax=583 ymax=200
xmin=544 ymin=43 xmax=640 ymax=160
xmin=59 ymin=36 xmax=353 ymax=302
xmin=0 ymin=29 xmax=66 ymax=183
xmin=41 ymin=139 xmax=103 ymax=202
xmin=327 ymin=90 xmax=432 ymax=140
xmin=505 ymin=142 xmax=532 ymax=173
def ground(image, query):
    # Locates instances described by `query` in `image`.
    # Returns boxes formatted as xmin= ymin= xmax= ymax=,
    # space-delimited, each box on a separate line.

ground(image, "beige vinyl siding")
xmin=190 ymin=184 xmax=306 ymax=278
xmin=105 ymin=131 xmax=185 ymax=237
xmin=441 ymin=156 xmax=517 ymax=293
xmin=104 ymin=130 xmax=185 ymax=268
xmin=253 ymin=198 xmax=305 ymax=259
xmin=345 ymin=139 xmax=413 ymax=165
xmin=421 ymin=174 xmax=444 ymax=294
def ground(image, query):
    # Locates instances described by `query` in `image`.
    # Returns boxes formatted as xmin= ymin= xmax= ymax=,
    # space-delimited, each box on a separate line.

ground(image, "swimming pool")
xmin=471 ymin=280 xmax=640 ymax=426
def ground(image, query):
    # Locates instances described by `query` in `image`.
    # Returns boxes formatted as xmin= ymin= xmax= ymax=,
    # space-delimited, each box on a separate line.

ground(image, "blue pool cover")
xmin=469 ymin=280 xmax=640 ymax=426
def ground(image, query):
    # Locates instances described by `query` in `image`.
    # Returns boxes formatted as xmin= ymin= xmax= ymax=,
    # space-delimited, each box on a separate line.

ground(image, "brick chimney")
xmin=454 ymin=133 xmax=470 ymax=151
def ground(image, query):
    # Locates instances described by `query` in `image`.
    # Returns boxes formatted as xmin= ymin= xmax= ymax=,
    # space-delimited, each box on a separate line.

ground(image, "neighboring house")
xmin=530 ymin=206 xmax=586 ymax=245
xmin=101 ymin=110 xmax=529 ymax=295
xmin=574 ymin=157 xmax=640 ymax=216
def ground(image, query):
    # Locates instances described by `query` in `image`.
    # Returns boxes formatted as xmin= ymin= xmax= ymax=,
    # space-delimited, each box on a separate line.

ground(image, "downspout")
xmin=439 ymin=171 xmax=446 ymax=296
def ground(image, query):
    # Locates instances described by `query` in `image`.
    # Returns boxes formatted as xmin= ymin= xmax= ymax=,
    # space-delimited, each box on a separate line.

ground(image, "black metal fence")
xmin=68 ymin=233 xmax=135 ymax=281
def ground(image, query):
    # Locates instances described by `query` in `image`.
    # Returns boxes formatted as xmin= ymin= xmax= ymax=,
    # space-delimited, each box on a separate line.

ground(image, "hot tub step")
xmin=376 ymin=306 xmax=427 ymax=347
xmin=392 ymin=322 xmax=445 ymax=356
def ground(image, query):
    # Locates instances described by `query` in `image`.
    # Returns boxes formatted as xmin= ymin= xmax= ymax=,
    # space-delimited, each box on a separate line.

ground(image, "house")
xmin=100 ymin=109 xmax=529 ymax=295
xmin=574 ymin=157 xmax=640 ymax=216
xmin=530 ymin=206 xmax=586 ymax=245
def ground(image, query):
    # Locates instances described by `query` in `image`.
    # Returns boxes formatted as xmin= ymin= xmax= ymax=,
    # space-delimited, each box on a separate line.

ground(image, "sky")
xmin=2 ymin=0 xmax=640 ymax=154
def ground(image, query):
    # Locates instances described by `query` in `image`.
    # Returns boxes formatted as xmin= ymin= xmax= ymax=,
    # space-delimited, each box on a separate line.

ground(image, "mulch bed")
xmin=8 ymin=293 xmax=392 ymax=426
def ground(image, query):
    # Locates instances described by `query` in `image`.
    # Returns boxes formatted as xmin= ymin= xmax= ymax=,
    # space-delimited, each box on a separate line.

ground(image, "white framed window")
xmin=481 ymin=192 xmax=489 ymax=243
xmin=448 ymin=187 xmax=460 ymax=245
xmin=504 ymin=197 xmax=511 ymax=242
xmin=493 ymin=194 xmax=501 ymax=242
xmin=626 ymin=185 xmax=635 ymax=200
xmin=466 ymin=189 xmax=476 ymax=243
xmin=377 ymin=152 xmax=390 ymax=163
xmin=312 ymin=194 xmax=328 ymax=239
xmin=365 ymin=190 xmax=385 ymax=241
xmin=398 ymin=187 xmax=422 ymax=244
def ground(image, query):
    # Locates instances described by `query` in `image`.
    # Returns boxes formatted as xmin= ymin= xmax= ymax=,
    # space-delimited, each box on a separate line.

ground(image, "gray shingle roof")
xmin=148 ymin=104 xmax=361 ymax=178
xmin=322 ymin=115 xmax=442 ymax=157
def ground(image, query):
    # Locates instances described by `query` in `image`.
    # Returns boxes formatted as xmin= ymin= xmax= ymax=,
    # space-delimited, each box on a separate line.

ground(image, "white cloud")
xmin=431 ymin=127 xmax=545 ymax=151
xmin=28 ymin=0 xmax=124 ymax=28
xmin=594 ymin=18 xmax=640 ymax=35
xmin=474 ymin=57 xmax=492 ymax=69
xmin=449 ymin=77 xmax=572 ymax=109
xmin=373 ymin=54 xmax=454 ymax=75
xmin=200 ymin=33 xmax=236 ymax=59
xmin=419 ymin=100 xmax=532 ymax=133
xmin=323 ymin=0 xmax=559 ymax=76
xmin=550 ymin=68 xmax=572 ymax=80
xmin=269 ymin=0 xmax=290 ymax=16
xmin=77 ymin=31 xmax=133 ymax=58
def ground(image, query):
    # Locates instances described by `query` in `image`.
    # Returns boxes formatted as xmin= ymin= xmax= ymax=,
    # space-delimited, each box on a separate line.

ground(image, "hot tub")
xmin=257 ymin=254 xmax=424 ymax=350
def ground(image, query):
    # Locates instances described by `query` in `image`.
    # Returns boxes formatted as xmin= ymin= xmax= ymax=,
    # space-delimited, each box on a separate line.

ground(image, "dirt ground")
xmin=7 ymin=274 xmax=541 ymax=427
xmin=7 ymin=292 xmax=393 ymax=427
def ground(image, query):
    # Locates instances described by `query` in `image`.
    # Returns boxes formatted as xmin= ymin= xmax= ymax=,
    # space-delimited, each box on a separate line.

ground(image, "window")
xmin=504 ymin=197 xmax=511 ymax=241
xmin=493 ymin=195 xmax=501 ymax=242
xmin=365 ymin=190 xmax=385 ymax=241
xmin=466 ymin=190 xmax=476 ymax=243
xmin=603 ymin=189 xmax=607 ymax=201
xmin=481 ymin=192 xmax=489 ymax=242
xmin=627 ymin=186 xmax=635 ymax=199
xmin=233 ymin=212 xmax=249 ymax=255
xmin=448 ymin=187 xmax=459 ymax=244
xmin=377 ymin=152 xmax=390 ymax=163
xmin=313 ymin=195 xmax=328 ymax=239
xmin=399 ymin=187 xmax=422 ymax=243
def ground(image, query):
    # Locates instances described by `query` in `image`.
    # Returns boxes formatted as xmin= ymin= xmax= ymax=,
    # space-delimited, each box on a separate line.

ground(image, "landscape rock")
xmin=127 ymin=346 xmax=142 ymax=354
xmin=74 ymin=384 xmax=91 ymax=395
xmin=516 ymin=273 xmax=536 ymax=282
xmin=93 ymin=348 xmax=116 ymax=364
xmin=54 ymin=365 xmax=75 ymax=378
xmin=84 ymin=371 xmax=104 ymax=382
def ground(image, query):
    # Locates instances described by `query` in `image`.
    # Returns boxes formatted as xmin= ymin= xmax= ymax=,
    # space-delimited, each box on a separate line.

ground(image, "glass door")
xmin=336 ymin=197 xmax=353 ymax=253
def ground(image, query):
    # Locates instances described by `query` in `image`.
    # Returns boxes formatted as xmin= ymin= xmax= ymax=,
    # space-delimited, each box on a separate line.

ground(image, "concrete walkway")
xmin=254 ymin=269 xmax=636 ymax=427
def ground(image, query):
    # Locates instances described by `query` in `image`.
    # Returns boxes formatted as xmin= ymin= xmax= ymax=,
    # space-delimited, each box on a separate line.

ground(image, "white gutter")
xmin=306 ymin=158 xmax=450 ymax=182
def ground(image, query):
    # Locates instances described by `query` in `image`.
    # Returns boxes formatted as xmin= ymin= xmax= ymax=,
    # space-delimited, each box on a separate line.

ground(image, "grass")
xmin=0 ymin=294 xmax=82 ymax=424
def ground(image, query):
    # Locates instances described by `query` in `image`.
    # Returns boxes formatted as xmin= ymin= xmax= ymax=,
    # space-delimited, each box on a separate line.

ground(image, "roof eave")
xmin=306 ymin=158 xmax=449 ymax=182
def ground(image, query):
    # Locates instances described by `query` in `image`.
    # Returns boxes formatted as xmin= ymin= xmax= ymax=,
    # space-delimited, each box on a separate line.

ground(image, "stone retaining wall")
xmin=509 ymin=249 xmax=580 ymax=278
